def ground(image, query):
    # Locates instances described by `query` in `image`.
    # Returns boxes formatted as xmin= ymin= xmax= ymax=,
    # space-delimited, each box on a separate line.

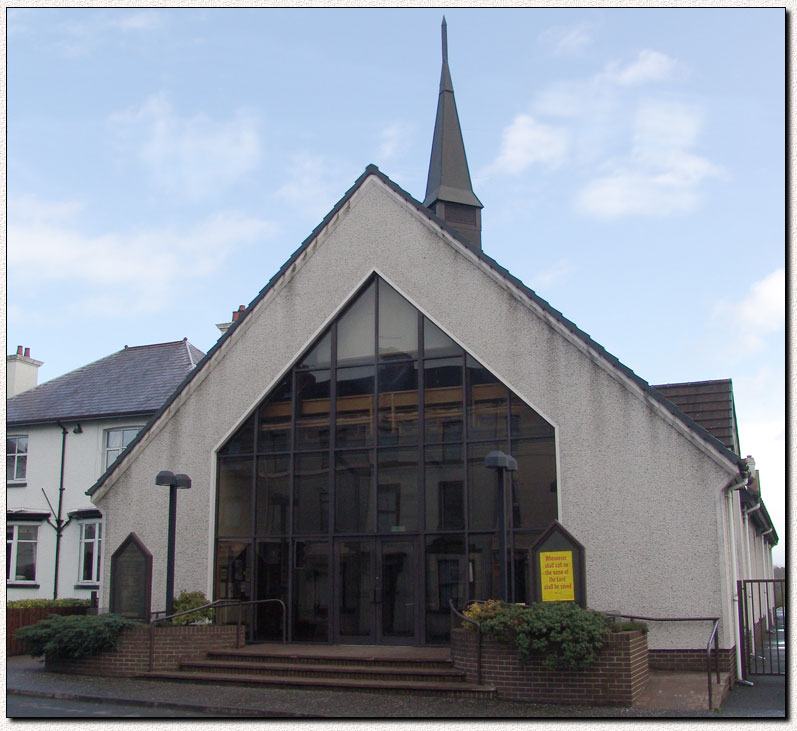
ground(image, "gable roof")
xmin=7 ymin=339 xmax=204 ymax=427
xmin=87 ymin=165 xmax=746 ymax=497
xmin=652 ymin=379 xmax=740 ymax=455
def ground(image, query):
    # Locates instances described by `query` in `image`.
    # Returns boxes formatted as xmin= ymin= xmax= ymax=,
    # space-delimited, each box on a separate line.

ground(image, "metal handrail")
xmin=449 ymin=598 xmax=482 ymax=684
xmin=604 ymin=612 xmax=721 ymax=711
xmin=148 ymin=598 xmax=287 ymax=671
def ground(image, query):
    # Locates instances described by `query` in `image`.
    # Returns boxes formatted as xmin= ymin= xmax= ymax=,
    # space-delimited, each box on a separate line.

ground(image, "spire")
xmin=424 ymin=17 xmax=483 ymax=252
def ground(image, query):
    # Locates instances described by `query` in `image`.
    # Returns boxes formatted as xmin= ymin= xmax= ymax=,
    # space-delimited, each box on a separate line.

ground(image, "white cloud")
xmin=274 ymin=152 xmax=356 ymax=220
xmin=111 ymin=94 xmax=261 ymax=200
xmin=600 ymin=50 xmax=678 ymax=87
xmin=530 ymin=259 xmax=573 ymax=291
xmin=713 ymin=269 xmax=785 ymax=351
xmin=8 ymin=195 xmax=275 ymax=315
xmin=487 ymin=114 xmax=568 ymax=175
xmin=576 ymin=100 xmax=721 ymax=219
xmin=539 ymin=24 xmax=593 ymax=56
xmin=376 ymin=121 xmax=413 ymax=162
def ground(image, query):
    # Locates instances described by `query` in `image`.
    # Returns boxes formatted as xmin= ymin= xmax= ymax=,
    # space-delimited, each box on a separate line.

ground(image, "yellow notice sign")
xmin=540 ymin=550 xmax=575 ymax=602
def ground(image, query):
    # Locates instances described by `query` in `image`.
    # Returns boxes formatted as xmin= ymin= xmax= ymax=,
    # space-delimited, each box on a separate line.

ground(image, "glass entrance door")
xmin=334 ymin=538 xmax=418 ymax=644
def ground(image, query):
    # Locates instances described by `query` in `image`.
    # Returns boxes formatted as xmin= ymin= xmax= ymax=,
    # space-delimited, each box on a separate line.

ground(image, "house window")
xmin=105 ymin=428 xmax=140 ymax=470
xmin=7 ymin=524 xmax=38 ymax=582
xmin=78 ymin=521 xmax=102 ymax=584
xmin=7 ymin=435 xmax=28 ymax=483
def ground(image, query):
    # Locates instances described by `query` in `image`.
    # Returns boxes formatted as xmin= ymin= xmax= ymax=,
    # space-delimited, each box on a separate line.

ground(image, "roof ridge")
xmin=123 ymin=341 xmax=186 ymax=351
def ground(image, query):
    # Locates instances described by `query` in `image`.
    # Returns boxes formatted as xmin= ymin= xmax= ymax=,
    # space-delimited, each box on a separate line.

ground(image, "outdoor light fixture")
xmin=485 ymin=450 xmax=517 ymax=603
xmin=156 ymin=470 xmax=193 ymax=616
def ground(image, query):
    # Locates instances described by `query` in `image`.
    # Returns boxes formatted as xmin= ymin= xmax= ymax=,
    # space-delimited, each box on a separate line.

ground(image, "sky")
xmin=6 ymin=8 xmax=786 ymax=563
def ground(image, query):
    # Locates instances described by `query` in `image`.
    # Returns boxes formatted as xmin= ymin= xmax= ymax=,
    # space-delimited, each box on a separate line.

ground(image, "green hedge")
xmin=8 ymin=598 xmax=91 ymax=609
xmin=170 ymin=591 xmax=215 ymax=625
xmin=465 ymin=600 xmax=610 ymax=671
xmin=14 ymin=613 xmax=137 ymax=659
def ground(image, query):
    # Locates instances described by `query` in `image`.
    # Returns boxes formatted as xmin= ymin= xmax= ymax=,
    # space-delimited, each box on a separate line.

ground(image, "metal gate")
xmin=737 ymin=579 xmax=785 ymax=677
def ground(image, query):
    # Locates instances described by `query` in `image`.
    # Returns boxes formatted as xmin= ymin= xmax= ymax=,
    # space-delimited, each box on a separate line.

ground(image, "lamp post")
xmin=484 ymin=450 xmax=517 ymax=603
xmin=155 ymin=470 xmax=192 ymax=617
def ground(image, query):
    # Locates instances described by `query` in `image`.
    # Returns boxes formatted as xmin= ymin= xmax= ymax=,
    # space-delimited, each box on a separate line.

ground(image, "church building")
xmin=87 ymin=21 xmax=777 ymax=669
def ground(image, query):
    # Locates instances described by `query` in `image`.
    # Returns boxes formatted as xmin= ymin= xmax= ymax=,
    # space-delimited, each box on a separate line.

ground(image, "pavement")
xmin=5 ymin=654 xmax=787 ymax=719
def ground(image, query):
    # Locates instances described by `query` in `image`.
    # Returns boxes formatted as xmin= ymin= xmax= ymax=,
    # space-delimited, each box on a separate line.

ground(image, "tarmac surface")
xmin=5 ymin=654 xmax=787 ymax=719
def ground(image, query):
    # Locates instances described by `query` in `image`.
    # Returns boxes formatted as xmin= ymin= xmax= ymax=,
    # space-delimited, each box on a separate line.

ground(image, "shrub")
xmin=14 ymin=613 xmax=137 ymax=659
xmin=466 ymin=600 xmax=610 ymax=671
xmin=7 ymin=598 xmax=91 ymax=609
xmin=171 ymin=590 xmax=214 ymax=625
xmin=616 ymin=620 xmax=649 ymax=634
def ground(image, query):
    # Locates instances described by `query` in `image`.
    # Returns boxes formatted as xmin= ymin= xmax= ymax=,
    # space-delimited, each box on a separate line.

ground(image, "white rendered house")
xmin=6 ymin=340 xmax=204 ymax=601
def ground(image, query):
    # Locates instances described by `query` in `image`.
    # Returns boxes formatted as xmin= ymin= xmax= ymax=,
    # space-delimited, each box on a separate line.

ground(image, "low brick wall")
xmin=45 ymin=624 xmax=239 ymax=676
xmin=648 ymin=648 xmax=736 ymax=677
xmin=451 ymin=628 xmax=648 ymax=706
xmin=8 ymin=607 xmax=90 ymax=656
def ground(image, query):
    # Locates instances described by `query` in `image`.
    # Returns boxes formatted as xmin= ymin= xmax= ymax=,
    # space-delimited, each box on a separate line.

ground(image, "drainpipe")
xmin=723 ymin=467 xmax=754 ymax=685
xmin=742 ymin=501 xmax=761 ymax=649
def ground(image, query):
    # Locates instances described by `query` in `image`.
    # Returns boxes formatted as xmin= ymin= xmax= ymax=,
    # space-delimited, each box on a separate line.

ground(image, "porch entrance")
xmin=334 ymin=537 xmax=418 ymax=644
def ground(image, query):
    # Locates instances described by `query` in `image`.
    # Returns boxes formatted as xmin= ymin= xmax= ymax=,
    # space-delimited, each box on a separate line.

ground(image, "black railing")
xmin=149 ymin=598 xmax=287 ymax=671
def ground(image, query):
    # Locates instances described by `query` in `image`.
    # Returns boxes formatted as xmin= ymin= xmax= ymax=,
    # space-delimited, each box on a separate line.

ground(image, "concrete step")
xmin=206 ymin=649 xmax=453 ymax=670
xmin=140 ymin=670 xmax=497 ymax=698
xmin=181 ymin=659 xmax=466 ymax=683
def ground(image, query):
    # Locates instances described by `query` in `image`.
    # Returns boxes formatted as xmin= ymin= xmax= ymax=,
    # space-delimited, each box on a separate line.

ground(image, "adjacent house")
xmin=82 ymin=21 xmax=776 ymax=676
xmin=6 ymin=340 xmax=204 ymax=600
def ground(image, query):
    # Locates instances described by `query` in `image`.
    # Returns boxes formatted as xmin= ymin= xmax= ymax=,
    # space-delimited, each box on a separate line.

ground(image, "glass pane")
xmin=105 ymin=449 xmax=121 ymax=469
xmin=510 ymin=393 xmax=555 ymax=439
xmin=424 ymin=318 xmax=461 ymax=358
xmin=220 ymin=413 xmax=256 ymax=456
xmin=7 ymin=437 xmax=17 ymax=455
xmin=425 ymin=534 xmax=465 ymax=643
xmin=335 ymin=450 xmax=374 ymax=533
xmin=107 ymin=430 xmax=123 ymax=448
xmin=15 ymin=456 xmax=26 ymax=480
xmin=378 ymin=362 xmax=419 ymax=445
xmin=468 ymin=534 xmax=498 ymax=603
xmin=381 ymin=541 xmax=415 ymax=637
xmin=512 ymin=438 xmax=558 ymax=529
xmin=18 ymin=525 xmax=37 ymax=541
xmin=294 ymin=452 xmax=329 ymax=534
xmin=425 ymin=444 xmax=464 ymax=530
xmin=7 ymin=457 xmax=15 ymax=481
xmin=337 ymin=280 xmax=375 ymax=365
xmin=338 ymin=541 xmax=371 ymax=637
xmin=17 ymin=436 xmax=27 ymax=453
xmin=258 ymin=374 xmax=292 ymax=452
xmin=468 ymin=441 xmax=504 ymax=531
xmin=7 ymin=526 xmax=14 ymax=540
xmin=122 ymin=429 xmax=139 ymax=447
xmin=255 ymin=540 xmax=289 ymax=641
xmin=298 ymin=330 xmax=332 ymax=370
xmin=467 ymin=356 xmax=508 ymax=440
xmin=336 ymin=366 xmax=374 ymax=448
xmin=82 ymin=542 xmax=95 ymax=581
xmin=378 ymin=280 xmax=418 ymax=360
xmin=378 ymin=448 xmax=418 ymax=533
xmin=217 ymin=458 xmax=253 ymax=536
xmin=15 ymin=541 xmax=36 ymax=581
xmin=215 ymin=541 xmax=251 ymax=603
xmin=293 ymin=540 xmax=328 ymax=641
xmin=256 ymin=455 xmax=290 ymax=535
xmin=295 ymin=370 xmax=331 ymax=450
xmin=84 ymin=523 xmax=96 ymax=540
xmin=424 ymin=357 xmax=463 ymax=443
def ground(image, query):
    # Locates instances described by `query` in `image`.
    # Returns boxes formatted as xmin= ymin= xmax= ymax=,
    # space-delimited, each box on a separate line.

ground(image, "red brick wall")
xmin=648 ymin=648 xmax=736 ymax=676
xmin=8 ymin=607 xmax=90 ymax=656
xmin=45 ymin=624 xmax=239 ymax=676
xmin=451 ymin=628 xmax=648 ymax=706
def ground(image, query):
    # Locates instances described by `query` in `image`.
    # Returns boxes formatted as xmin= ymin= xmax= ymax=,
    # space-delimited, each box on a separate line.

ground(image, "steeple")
xmin=424 ymin=17 xmax=483 ymax=252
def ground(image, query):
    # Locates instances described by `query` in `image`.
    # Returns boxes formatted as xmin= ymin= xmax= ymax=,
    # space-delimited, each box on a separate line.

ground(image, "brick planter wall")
xmin=648 ymin=648 xmax=736 ymax=677
xmin=451 ymin=628 xmax=648 ymax=706
xmin=45 ymin=624 xmax=239 ymax=676
xmin=8 ymin=607 xmax=90 ymax=656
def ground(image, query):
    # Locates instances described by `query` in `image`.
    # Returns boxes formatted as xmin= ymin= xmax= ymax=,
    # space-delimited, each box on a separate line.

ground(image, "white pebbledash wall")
xmin=92 ymin=175 xmax=741 ymax=650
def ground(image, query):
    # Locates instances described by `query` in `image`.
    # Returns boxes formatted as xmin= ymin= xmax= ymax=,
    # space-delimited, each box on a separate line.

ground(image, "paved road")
xmin=7 ymin=694 xmax=218 ymax=718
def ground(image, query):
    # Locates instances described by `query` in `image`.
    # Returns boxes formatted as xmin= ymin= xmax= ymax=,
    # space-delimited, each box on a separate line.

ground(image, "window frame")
xmin=104 ymin=427 xmax=141 ymax=470
xmin=6 ymin=434 xmax=28 ymax=485
xmin=7 ymin=522 xmax=39 ymax=585
xmin=76 ymin=519 xmax=102 ymax=586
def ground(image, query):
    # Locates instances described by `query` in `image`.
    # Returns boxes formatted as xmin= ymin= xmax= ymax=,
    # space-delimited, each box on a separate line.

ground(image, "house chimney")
xmin=7 ymin=346 xmax=44 ymax=397
xmin=216 ymin=305 xmax=246 ymax=336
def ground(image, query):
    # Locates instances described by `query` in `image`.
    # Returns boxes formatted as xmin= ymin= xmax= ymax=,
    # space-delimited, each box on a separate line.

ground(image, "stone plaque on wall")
xmin=110 ymin=533 xmax=152 ymax=621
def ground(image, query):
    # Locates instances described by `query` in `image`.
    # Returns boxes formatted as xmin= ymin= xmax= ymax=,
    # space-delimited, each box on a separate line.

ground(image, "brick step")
xmin=181 ymin=659 xmax=467 ymax=683
xmin=140 ymin=670 xmax=496 ymax=698
xmin=207 ymin=650 xmax=453 ymax=670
